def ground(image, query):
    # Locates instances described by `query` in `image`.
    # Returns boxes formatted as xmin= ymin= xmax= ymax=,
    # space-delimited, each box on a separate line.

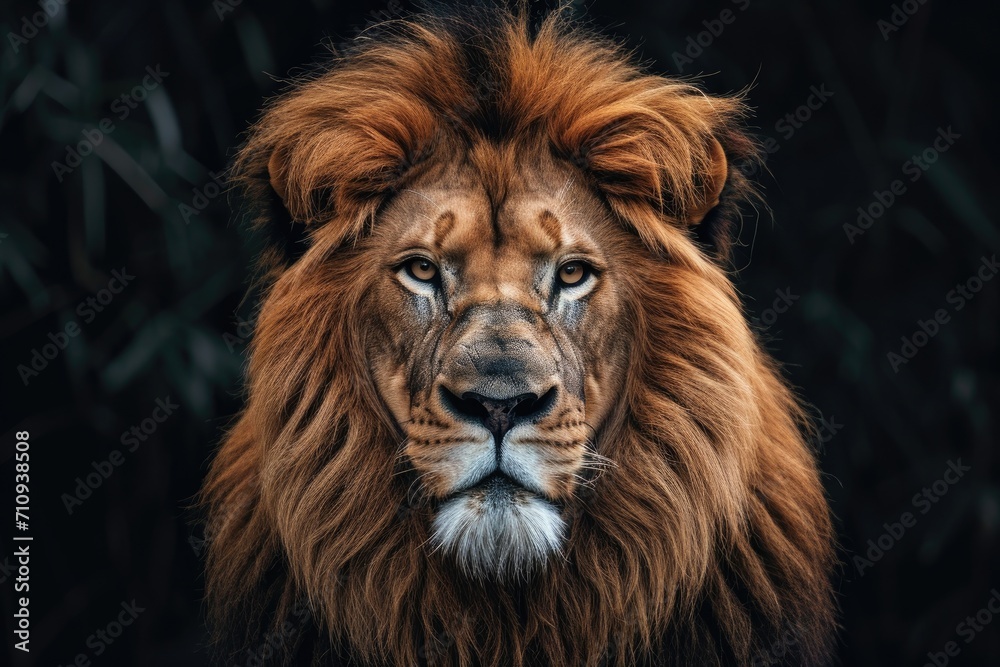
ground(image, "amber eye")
xmin=406 ymin=257 xmax=438 ymax=282
xmin=557 ymin=261 xmax=590 ymax=287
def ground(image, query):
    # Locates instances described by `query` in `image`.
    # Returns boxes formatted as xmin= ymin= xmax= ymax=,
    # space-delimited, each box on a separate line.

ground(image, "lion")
xmin=201 ymin=5 xmax=836 ymax=666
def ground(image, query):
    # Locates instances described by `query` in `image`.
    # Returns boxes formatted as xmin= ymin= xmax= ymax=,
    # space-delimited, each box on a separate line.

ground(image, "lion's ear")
xmin=550 ymin=81 xmax=758 ymax=260
xmin=232 ymin=63 xmax=441 ymax=252
xmin=686 ymin=137 xmax=728 ymax=226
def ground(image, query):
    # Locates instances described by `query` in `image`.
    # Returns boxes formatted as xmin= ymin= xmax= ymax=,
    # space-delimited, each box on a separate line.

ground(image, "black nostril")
xmin=440 ymin=388 xmax=493 ymax=423
xmin=506 ymin=388 xmax=557 ymax=421
xmin=439 ymin=386 xmax=557 ymax=439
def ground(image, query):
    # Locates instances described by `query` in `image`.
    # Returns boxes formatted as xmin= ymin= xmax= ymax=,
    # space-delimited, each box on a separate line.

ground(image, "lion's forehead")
xmin=379 ymin=166 xmax=608 ymax=283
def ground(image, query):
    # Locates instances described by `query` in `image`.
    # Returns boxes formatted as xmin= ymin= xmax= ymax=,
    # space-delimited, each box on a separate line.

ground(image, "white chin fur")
xmin=431 ymin=481 xmax=565 ymax=581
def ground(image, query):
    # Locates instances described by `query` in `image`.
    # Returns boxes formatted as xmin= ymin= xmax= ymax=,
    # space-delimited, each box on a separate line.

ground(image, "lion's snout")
xmin=434 ymin=302 xmax=570 ymax=436
xmin=438 ymin=301 xmax=564 ymax=400
xmin=439 ymin=388 xmax=557 ymax=444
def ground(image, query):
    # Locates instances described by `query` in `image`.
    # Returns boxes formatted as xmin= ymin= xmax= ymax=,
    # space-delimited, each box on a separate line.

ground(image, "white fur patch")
xmin=431 ymin=478 xmax=565 ymax=580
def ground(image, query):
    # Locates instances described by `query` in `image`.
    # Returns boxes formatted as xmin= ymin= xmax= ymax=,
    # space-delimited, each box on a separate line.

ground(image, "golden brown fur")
xmin=202 ymin=5 xmax=835 ymax=666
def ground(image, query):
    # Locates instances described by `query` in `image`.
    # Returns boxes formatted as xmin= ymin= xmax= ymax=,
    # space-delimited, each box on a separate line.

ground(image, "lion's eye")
xmin=557 ymin=261 xmax=591 ymax=287
xmin=406 ymin=258 xmax=438 ymax=282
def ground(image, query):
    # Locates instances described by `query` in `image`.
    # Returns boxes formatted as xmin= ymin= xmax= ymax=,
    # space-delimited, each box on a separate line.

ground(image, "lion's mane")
xmin=202 ymin=6 xmax=836 ymax=666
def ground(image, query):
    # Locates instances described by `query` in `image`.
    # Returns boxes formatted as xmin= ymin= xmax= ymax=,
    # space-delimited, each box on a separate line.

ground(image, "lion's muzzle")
xmin=430 ymin=300 xmax=575 ymax=491
xmin=409 ymin=302 xmax=585 ymax=578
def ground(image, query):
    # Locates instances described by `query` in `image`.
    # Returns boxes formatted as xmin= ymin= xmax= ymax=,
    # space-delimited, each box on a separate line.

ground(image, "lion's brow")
xmin=432 ymin=210 xmax=457 ymax=249
xmin=537 ymin=209 xmax=562 ymax=247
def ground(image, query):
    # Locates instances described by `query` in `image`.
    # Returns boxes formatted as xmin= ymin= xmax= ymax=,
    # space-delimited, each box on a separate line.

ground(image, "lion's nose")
xmin=442 ymin=388 xmax=557 ymax=442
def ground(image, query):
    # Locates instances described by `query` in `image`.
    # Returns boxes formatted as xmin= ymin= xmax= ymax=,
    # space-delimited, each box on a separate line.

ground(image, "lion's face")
xmin=364 ymin=149 xmax=632 ymax=578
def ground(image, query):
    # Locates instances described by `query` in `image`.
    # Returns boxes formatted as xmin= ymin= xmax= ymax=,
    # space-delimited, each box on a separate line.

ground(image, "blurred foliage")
xmin=0 ymin=0 xmax=997 ymax=665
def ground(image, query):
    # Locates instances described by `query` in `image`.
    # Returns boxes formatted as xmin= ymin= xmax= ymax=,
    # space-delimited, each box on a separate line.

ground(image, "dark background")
xmin=1 ymin=0 xmax=997 ymax=665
